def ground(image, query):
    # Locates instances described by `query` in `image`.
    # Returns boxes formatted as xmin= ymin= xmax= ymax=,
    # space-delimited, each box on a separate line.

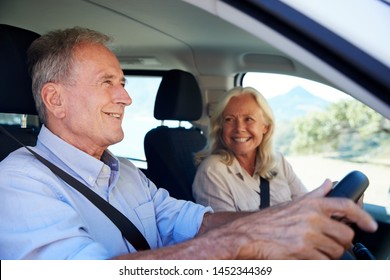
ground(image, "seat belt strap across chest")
xmin=259 ymin=177 xmax=270 ymax=210
xmin=0 ymin=125 xmax=150 ymax=251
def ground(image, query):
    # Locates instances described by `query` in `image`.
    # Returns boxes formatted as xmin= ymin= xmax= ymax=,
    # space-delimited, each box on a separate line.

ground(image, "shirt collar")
xmin=226 ymin=155 xmax=260 ymax=181
xmin=36 ymin=125 xmax=119 ymax=187
xmin=227 ymin=156 xmax=243 ymax=176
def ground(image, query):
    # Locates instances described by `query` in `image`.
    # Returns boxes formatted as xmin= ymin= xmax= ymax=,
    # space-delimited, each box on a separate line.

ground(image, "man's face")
xmin=58 ymin=43 xmax=132 ymax=157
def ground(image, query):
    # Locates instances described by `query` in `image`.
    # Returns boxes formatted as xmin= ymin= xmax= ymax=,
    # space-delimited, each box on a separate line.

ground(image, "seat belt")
xmin=259 ymin=177 xmax=270 ymax=210
xmin=0 ymin=125 xmax=150 ymax=251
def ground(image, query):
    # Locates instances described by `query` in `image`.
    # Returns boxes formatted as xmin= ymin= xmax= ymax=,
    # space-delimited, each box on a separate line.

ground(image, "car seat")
xmin=0 ymin=24 xmax=41 ymax=161
xmin=144 ymin=69 xmax=207 ymax=201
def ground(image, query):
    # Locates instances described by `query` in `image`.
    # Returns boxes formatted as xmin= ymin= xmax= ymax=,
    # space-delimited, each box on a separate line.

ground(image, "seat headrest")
xmin=0 ymin=24 xmax=40 ymax=115
xmin=154 ymin=69 xmax=203 ymax=121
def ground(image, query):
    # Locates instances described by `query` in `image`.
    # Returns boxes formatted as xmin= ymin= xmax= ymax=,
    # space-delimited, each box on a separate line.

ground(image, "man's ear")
xmin=41 ymin=83 xmax=66 ymax=118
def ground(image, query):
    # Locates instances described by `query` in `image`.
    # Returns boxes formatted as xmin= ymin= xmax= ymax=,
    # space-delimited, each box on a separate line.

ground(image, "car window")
xmin=0 ymin=113 xmax=40 ymax=128
xmin=242 ymin=72 xmax=390 ymax=208
xmin=0 ymin=113 xmax=24 ymax=125
xmin=109 ymin=75 xmax=191 ymax=168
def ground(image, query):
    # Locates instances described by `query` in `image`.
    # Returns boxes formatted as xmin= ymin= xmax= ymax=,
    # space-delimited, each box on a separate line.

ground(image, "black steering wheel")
xmin=326 ymin=171 xmax=376 ymax=260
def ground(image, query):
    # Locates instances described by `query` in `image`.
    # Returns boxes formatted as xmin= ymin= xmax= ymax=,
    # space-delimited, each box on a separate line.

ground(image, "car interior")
xmin=144 ymin=69 xmax=206 ymax=202
xmin=1 ymin=0 xmax=389 ymax=259
xmin=0 ymin=24 xmax=40 ymax=161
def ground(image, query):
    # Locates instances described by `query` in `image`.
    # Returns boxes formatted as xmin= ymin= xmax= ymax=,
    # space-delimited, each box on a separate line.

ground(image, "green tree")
xmin=291 ymin=99 xmax=390 ymax=158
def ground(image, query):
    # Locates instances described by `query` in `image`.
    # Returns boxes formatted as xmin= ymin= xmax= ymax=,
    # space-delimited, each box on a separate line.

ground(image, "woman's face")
xmin=222 ymin=93 xmax=269 ymax=161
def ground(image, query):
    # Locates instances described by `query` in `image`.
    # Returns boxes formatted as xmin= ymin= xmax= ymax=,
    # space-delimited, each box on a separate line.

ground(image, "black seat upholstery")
xmin=0 ymin=24 xmax=41 ymax=161
xmin=144 ymin=69 xmax=206 ymax=201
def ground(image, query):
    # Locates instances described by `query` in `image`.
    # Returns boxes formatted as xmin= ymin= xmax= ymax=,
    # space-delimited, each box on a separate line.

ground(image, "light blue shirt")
xmin=0 ymin=125 xmax=211 ymax=259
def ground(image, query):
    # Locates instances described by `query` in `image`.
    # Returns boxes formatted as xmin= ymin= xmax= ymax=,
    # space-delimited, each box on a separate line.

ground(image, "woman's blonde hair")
xmin=195 ymin=86 xmax=277 ymax=179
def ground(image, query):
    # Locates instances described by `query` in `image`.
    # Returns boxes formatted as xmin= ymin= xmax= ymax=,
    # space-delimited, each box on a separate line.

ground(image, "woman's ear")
xmin=41 ymin=82 xmax=66 ymax=118
xmin=263 ymin=124 xmax=270 ymax=134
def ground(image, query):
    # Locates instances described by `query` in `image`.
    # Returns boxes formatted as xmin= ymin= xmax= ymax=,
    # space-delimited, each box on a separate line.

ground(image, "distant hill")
xmin=267 ymin=86 xmax=330 ymax=121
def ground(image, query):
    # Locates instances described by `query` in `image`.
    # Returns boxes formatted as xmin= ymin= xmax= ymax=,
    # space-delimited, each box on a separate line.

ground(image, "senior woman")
xmin=192 ymin=86 xmax=307 ymax=212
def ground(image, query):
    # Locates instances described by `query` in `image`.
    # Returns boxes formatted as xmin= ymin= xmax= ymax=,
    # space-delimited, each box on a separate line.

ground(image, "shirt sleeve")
xmin=148 ymin=181 xmax=213 ymax=246
xmin=118 ymin=158 xmax=213 ymax=248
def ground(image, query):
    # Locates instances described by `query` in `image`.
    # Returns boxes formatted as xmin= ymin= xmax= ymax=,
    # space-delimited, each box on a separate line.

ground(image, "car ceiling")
xmin=0 ymin=0 xmax=328 ymax=83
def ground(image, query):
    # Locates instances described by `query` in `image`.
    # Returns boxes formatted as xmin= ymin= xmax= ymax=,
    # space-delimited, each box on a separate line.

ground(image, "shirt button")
xmin=88 ymin=176 xmax=94 ymax=184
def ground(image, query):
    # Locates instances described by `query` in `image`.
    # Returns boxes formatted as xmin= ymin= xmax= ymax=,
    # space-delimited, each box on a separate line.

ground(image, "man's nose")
xmin=116 ymin=86 xmax=132 ymax=106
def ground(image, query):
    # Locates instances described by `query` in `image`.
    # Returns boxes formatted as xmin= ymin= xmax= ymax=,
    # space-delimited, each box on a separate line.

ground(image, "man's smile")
xmin=104 ymin=112 xmax=122 ymax=119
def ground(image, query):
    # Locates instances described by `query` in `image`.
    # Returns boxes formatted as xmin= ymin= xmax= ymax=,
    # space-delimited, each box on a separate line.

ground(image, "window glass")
xmin=242 ymin=73 xmax=390 ymax=208
xmin=0 ymin=113 xmax=24 ymax=125
xmin=109 ymin=76 xmax=161 ymax=166
xmin=109 ymin=75 xmax=191 ymax=168
xmin=0 ymin=113 xmax=40 ymax=128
